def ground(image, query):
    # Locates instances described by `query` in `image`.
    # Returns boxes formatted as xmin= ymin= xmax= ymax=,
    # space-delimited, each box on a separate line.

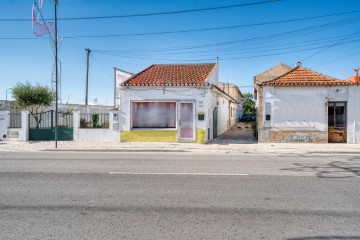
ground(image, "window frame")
xmin=130 ymin=101 xmax=178 ymax=130
xmin=328 ymin=101 xmax=347 ymax=129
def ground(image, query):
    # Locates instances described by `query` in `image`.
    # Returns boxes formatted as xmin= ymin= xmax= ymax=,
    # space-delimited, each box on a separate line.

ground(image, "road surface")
xmin=0 ymin=151 xmax=359 ymax=239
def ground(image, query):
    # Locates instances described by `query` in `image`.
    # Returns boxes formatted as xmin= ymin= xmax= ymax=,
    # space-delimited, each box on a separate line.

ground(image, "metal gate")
xmin=29 ymin=110 xmax=73 ymax=141
xmin=213 ymin=107 xmax=218 ymax=138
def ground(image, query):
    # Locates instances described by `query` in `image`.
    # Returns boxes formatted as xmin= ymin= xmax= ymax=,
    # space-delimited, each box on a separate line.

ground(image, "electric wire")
xmin=0 ymin=0 xmax=281 ymax=22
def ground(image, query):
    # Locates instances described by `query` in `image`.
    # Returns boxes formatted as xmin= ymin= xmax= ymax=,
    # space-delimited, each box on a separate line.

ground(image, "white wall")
xmin=119 ymin=87 xmax=208 ymax=133
xmin=0 ymin=111 xmax=28 ymax=141
xmin=347 ymin=86 xmax=360 ymax=143
xmin=0 ymin=111 xmax=7 ymax=140
xmin=217 ymin=96 xmax=230 ymax=135
xmin=73 ymin=111 xmax=120 ymax=142
xmin=230 ymin=102 xmax=238 ymax=126
xmin=262 ymin=86 xmax=360 ymax=143
xmin=206 ymin=64 xmax=219 ymax=85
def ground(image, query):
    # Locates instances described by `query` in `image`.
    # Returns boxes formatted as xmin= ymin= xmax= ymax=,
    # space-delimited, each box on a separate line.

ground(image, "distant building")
xmin=255 ymin=64 xmax=360 ymax=143
xmin=218 ymin=82 xmax=243 ymax=125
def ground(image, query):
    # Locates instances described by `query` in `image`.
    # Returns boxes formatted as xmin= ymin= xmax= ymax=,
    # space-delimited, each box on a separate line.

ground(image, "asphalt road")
xmin=0 ymin=151 xmax=359 ymax=240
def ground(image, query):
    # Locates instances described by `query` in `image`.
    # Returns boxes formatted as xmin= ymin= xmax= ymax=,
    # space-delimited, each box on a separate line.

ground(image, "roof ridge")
xmin=299 ymin=66 xmax=341 ymax=81
xmin=151 ymin=63 xmax=216 ymax=66
xmin=121 ymin=63 xmax=216 ymax=87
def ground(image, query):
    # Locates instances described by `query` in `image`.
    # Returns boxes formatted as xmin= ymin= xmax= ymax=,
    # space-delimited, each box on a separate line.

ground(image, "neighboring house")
xmin=218 ymin=82 xmax=243 ymax=125
xmin=256 ymin=64 xmax=360 ymax=143
xmin=118 ymin=63 xmax=238 ymax=143
xmin=253 ymin=63 xmax=292 ymax=104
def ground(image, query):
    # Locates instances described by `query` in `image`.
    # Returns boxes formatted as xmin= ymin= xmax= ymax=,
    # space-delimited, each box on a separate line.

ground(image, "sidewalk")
xmin=1 ymin=140 xmax=360 ymax=154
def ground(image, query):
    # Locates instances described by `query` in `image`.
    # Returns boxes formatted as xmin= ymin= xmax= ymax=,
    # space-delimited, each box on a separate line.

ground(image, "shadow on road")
xmin=281 ymin=156 xmax=360 ymax=178
xmin=288 ymin=236 xmax=360 ymax=240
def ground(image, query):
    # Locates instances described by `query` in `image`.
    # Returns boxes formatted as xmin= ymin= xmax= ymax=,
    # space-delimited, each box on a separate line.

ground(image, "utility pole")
xmin=54 ymin=0 xmax=59 ymax=148
xmin=85 ymin=48 xmax=91 ymax=106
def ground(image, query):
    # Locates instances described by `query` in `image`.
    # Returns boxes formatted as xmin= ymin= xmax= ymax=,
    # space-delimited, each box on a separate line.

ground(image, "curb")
xmin=43 ymin=149 xmax=189 ymax=153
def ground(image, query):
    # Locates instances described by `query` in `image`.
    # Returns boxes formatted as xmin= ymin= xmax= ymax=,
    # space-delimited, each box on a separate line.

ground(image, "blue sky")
xmin=1 ymin=0 xmax=359 ymax=104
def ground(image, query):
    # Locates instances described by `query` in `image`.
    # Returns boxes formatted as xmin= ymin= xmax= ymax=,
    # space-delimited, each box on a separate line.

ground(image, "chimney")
xmin=295 ymin=61 xmax=302 ymax=67
xmin=355 ymin=68 xmax=360 ymax=83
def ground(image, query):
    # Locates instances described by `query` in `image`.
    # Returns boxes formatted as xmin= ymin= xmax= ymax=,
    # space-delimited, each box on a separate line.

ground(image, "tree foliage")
xmin=242 ymin=93 xmax=256 ymax=115
xmin=12 ymin=82 xmax=53 ymax=128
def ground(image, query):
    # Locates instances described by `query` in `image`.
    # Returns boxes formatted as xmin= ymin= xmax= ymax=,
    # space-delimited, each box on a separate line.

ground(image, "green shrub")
xmin=92 ymin=114 xmax=99 ymax=128
xmin=80 ymin=118 xmax=90 ymax=128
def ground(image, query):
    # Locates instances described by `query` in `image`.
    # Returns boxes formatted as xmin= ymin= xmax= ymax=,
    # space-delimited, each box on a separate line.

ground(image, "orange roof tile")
xmin=121 ymin=64 xmax=216 ymax=86
xmin=261 ymin=66 xmax=357 ymax=86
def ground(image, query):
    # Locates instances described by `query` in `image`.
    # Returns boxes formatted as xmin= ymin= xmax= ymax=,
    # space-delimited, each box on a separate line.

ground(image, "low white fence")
xmin=0 ymin=110 xmax=121 ymax=142
xmin=73 ymin=111 xmax=120 ymax=142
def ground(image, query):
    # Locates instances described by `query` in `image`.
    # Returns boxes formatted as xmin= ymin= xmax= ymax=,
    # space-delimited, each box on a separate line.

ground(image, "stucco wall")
xmin=73 ymin=111 xmax=120 ymax=142
xmin=347 ymin=86 xmax=360 ymax=143
xmin=259 ymin=86 xmax=360 ymax=143
xmin=0 ymin=111 xmax=28 ymax=141
xmin=119 ymin=87 xmax=209 ymax=143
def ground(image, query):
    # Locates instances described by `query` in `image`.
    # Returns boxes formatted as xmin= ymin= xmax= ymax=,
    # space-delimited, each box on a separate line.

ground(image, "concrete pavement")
xmin=2 ymin=140 xmax=360 ymax=155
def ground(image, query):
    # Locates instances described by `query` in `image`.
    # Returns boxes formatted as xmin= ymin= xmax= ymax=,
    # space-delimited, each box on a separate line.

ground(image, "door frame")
xmin=328 ymin=101 xmax=347 ymax=143
xmin=178 ymin=101 xmax=196 ymax=141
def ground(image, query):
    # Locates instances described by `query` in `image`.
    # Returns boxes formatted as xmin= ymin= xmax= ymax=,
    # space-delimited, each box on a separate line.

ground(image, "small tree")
xmin=12 ymin=82 xmax=53 ymax=128
xmin=242 ymin=93 xmax=256 ymax=115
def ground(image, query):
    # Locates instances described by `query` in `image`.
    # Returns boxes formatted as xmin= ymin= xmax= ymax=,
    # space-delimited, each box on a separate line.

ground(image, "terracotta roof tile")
xmin=121 ymin=64 xmax=216 ymax=86
xmin=261 ymin=66 xmax=357 ymax=86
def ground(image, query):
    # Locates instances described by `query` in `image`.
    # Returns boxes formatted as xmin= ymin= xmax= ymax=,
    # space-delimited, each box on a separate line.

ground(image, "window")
xmin=132 ymin=102 xmax=176 ymax=128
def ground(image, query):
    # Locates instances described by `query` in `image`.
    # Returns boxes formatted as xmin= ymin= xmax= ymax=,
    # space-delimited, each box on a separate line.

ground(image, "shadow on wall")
xmin=280 ymin=155 xmax=360 ymax=178
xmin=288 ymin=236 xmax=360 ymax=240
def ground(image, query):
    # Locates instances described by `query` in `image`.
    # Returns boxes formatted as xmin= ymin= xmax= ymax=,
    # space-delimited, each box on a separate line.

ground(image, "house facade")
xmin=256 ymin=65 xmax=360 ymax=143
xmin=218 ymin=82 xmax=243 ymax=126
xmin=118 ymin=64 xmax=238 ymax=143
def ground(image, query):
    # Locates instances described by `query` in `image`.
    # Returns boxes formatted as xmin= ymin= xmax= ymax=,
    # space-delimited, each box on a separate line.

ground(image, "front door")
xmin=328 ymin=102 xmax=347 ymax=143
xmin=178 ymin=102 xmax=195 ymax=140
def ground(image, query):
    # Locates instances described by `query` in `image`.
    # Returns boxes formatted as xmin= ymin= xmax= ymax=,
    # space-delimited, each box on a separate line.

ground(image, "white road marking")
xmin=108 ymin=172 xmax=249 ymax=176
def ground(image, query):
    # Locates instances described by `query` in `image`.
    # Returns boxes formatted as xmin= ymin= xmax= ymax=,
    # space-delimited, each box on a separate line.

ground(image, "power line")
xmin=96 ymin=36 xmax=360 ymax=57
xmin=63 ymin=16 xmax=360 ymax=39
xmin=302 ymin=29 xmax=360 ymax=61
xmin=0 ymin=0 xmax=281 ymax=22
xmin=1 ymin=14 xmax=359 ymax=41
xmin=89 ymin=18 xmax=360 ymax=57
xmin=93 ymin=38 xmax=360 ymax=62
xmin=310 ymin=49 xmax=360 ymax=67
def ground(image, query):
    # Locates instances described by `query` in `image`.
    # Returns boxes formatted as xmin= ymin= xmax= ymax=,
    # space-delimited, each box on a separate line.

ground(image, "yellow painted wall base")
xmin=121 ymin=128 xmax=207 ymax=144
xmin=121 ymin=130 xmax=177 ymax=142
xmin=196 ymin=129 xmax=206 ymax=144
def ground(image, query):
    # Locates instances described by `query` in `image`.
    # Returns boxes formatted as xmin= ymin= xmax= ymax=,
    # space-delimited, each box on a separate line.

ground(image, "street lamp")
xmin=67 ymin=94 xmax=71 ymax=104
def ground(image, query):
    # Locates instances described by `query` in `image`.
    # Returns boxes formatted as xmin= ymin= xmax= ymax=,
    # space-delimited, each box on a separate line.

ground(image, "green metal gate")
xmin=29 ymin=110 xmax=73 ymax=141
xmin=213 ymin=107 xmax=218 ymax=138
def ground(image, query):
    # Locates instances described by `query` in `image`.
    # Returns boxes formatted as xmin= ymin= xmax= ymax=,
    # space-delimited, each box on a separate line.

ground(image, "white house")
xmin=117 ymin=63 xmax=238 ymax=143
xmin=218 ymin=82 xmax=243 ymax=125
xmin=256 ymin=64 xmax=360 ymax=143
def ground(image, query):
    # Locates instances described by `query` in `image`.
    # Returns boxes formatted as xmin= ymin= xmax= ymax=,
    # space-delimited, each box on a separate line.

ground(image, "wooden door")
xmin=328 ymin=102 xmax=347 ymax=143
